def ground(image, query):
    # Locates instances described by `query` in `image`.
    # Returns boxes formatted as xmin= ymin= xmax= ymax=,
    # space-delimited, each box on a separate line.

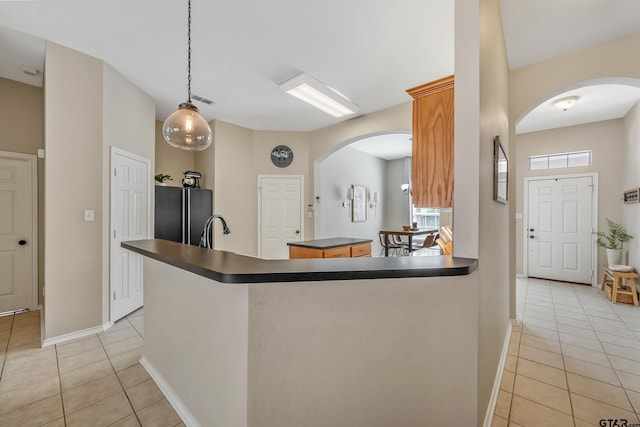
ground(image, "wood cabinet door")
xmin=351 ymin=243 xmax=371 ymax=257
xmin=323 ymin=247 xmax=351 ymax=258
xmin=407 ymin=76 xmax=454 ymax=208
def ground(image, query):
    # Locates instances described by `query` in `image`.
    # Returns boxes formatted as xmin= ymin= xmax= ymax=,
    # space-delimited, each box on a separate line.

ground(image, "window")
xmin=412 ymin=207 xmax=440 ymax=230
xmin=529 ymin=150 xmax=591 ymax=171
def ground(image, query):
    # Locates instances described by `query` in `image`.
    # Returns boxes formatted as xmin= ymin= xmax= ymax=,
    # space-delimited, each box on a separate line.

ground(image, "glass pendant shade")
xmin=162 ymin=102 xmax=212 ymax=151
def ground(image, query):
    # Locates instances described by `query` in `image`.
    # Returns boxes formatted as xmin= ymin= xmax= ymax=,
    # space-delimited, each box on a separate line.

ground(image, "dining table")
xmin=379 ymin=229 xmax=438 ymax=257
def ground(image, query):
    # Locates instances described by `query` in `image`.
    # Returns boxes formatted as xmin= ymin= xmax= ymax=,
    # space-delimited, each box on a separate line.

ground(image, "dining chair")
xmin=378 ymin=233 xmax=403 ymax=256
xmin=392 ymin=234 xmax=410 ymax=255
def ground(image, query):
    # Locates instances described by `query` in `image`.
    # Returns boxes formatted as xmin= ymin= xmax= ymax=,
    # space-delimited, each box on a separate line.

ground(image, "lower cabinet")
xmin=289 ymin=242 xmax=371 ymax=259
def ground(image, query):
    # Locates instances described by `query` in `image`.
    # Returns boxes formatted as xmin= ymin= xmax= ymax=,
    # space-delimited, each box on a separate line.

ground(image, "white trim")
xmin=482 ymin=320 xmax=513 ymax=427
xmin=109 ymin=147 xmax=152 ymax=324
xmin=42 ymin=324 xmax=107 ymax=347
xmin=523 ymin=172 xmax=598 ymax=287
xmin=0 ymin=150 xmax=38 ymax=312
xmin=140 ymin=356 xmax=201 ymax=427
xmin=257 ymin=174 xmax=305 ymax=258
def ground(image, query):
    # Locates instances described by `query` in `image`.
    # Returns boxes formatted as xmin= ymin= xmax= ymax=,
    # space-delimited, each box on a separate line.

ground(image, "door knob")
xmin=295 ymin=230 xmax=300 ymax=234
xmin=529 ymin=228 xmax=534 ymax=232
xmin=529 ymin=235 xmax=535 ymax=239
xmin=18 ymin=240 xmax=27 ymax=245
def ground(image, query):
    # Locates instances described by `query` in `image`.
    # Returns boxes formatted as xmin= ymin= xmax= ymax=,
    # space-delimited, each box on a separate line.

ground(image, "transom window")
xmin=529 ymin=150 xmax=591 ymax=171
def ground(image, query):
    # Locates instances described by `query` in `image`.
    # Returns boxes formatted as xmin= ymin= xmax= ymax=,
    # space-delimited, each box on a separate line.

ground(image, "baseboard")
xmin=482 ymin=320 xmax=513 ymax=427
xmin=42 ymin=324 xmax=107 ymax=347
xmin=516 ymin=274 xmax=526 ymax=278
xmin=140 ymin=356 xmax=201 ymax=427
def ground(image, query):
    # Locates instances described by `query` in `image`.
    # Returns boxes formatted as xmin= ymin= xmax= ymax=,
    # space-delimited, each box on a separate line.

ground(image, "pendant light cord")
xmin=187 ymin=0 xmax=192 ymax=103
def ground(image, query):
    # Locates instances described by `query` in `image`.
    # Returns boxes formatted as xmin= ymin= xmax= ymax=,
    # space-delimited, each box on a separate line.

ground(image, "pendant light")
xmin=162 ymin=0 xmax=212 ymax=151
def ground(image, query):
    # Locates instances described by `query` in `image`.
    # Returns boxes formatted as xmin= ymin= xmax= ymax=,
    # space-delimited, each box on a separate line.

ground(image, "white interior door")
xmin=0 ymin=152 xmax=37 ymax=313
xmin=111 ymin=148 xmax=150 ymax=321
xmin=259 ymin=176 xmax=303 ymax=259
xmin=527 ymin=176 xmax=594 ymax=284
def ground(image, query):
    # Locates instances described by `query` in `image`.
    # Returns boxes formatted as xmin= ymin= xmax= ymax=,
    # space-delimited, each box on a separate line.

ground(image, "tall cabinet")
xmin=406 ymin=75 xmax=454 ymax=208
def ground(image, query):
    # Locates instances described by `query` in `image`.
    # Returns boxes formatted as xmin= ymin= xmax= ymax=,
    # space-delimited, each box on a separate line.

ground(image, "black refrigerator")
xmin=154 ymin=186 xmax=212 ymax=246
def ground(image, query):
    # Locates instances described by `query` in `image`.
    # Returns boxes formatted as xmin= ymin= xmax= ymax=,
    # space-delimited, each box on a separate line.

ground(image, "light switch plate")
xmin=515 ymin=212 xmax=522 ymax=220
xmin=84 ymin=210 xmax=94 ymax=221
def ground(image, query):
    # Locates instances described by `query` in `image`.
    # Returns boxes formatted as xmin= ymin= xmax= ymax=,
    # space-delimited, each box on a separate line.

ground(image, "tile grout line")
xmin=579 ymin=282 xmax=640 ymax=418
xmin=0 ymin=314 xmax=15 ymax=383
xmin=53 ymin=339 xmax=68 ymax=427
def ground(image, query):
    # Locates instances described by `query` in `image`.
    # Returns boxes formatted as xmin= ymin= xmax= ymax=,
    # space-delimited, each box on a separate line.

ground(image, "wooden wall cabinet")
xmin=406 ymin=75 xmax=454 ymax=208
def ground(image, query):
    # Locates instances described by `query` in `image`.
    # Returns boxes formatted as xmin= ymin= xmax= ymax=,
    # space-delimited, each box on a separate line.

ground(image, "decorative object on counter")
xmin=182 ymin=170 xmax=201 ymax=188
xmin=624 ymin=188 xmax=639 ymax=204
xmin=493 ymin=136 xmax=508 ymax=204
xmin=594 ymin=218 xmax=633 ymax=266
xmin=270 ymin=145 xmax=294 ymax=168
xmin=162 ymin=0 xmax=212 ymax=151
xmin=279 ymin=72 xmax=359 ymax=118
xmin=155 ymin=173 xmax=172 ymax=186
xmin=352 ymin=184 xmax=367 ymax=222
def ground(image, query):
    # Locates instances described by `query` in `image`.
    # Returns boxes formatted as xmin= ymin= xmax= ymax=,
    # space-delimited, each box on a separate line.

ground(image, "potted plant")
xmin=594 ymin=218 xmax=633 ymax=266
xmin=155 ymin=173 xmax=172 ymax=186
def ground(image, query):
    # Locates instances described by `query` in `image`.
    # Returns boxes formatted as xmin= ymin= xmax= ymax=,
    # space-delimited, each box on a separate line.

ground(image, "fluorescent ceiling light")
xmin=553 ymin=96 xmax=579 ymax=111
xmin=280 ymin=73 xmax=359 ymax=118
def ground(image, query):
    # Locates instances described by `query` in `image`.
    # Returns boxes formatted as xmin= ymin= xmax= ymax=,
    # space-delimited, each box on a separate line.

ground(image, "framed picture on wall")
xmin=494 ymin=136 xmax=508 ymax=204
xmin=352 ymin=184 xmax=367 ymax=222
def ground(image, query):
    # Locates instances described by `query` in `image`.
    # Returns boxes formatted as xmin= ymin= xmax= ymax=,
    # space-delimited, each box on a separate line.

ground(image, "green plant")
xmin=155 ymin=173 xmax=172 ymax=183
xmin=594 ymin=218 xmax=632 ymax=250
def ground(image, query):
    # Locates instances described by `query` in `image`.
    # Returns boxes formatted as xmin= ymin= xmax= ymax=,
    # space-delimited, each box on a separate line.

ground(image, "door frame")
xmin=523 ymin=172 xmax=598 ymax=287
xmin=0 ymin=150 xmax=38 ymax=311
xmin=257 ymin=175 xmax=304 ymax=258
xmin=109 ymin=146 xmax=152 ymax=324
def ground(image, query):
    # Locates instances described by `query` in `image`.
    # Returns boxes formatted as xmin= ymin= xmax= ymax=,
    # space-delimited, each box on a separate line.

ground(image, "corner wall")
xmin=316 ymin=147 xmax=386 ymax=254
xmin=44 ymin=42 xmax=155 ymax=340
xmin=623 ymin=102 xmax=640 ymax=270
xmin=155 ymin=120 xmax=196 ymax=187
xmin=0 ymin=77 xmax=45 ymax=305
xmin=514 ymin=120 xmax=625 ymax=279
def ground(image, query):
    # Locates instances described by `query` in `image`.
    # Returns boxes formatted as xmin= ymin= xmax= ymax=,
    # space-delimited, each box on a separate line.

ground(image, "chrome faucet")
xmin=211 ymin=214 xmax=230 ymax=235
xmin=200 ymin=214 xmax=230 ymax=248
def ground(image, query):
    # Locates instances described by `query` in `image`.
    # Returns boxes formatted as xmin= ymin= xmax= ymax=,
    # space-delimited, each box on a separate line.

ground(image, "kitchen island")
xmin=287 ymin=237 xmax=372 ymax=259
xmin=123 ymin=239 xmax=479 ymax=427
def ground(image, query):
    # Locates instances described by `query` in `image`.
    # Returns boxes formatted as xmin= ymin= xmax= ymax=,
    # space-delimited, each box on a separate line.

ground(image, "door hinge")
xmin=113 ymin=168 xmax=117 ymax=176
xmin=113 ymin=230 xmax=116 ymax=238
xmin=113 ymin=292 xmax=116 ymax=300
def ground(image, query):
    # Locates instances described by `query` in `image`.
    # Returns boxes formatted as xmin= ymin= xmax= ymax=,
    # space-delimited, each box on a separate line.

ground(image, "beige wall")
xmin=623 ymin=102 xmax=640 ymax=271
xmin=510 ymin=32 xmax=640 ymax=125
xmin=44 ymin=42 xmax=155 ymax=340
xmin=514 ymin=120 xmax=625 ymax=279
xmin=213 ymin=121 xmax=255 ymax=254
xmin=154 ymin=120 xmax=195 ymax=187
xmin=102 ymin=63 xmax=156 ymax=326
xmin=0 ymin=77 xmax=45 ymax=305
xmin=477 ymin=0 xmax=511 ymax=421
xmin=509 ymin=32 xmax=640 ymax=289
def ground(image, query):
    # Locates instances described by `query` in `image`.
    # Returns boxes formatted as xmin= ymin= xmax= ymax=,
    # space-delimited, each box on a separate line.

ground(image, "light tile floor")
xmin=0 ymin=308 xmax=183 ymax=426
xmin=494 ymin=277 xmax=640 ymax=427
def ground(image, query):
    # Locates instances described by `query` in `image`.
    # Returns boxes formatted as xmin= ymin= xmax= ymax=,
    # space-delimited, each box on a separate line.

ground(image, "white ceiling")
xmin=0 ymin=0 xmax=453 ymax=132
xmin=1 ymin=0 xmax=640 ymax=146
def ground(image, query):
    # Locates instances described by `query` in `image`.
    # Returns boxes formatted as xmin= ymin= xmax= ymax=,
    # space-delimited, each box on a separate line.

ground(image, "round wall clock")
xmin=271 ymin=145 xmax=294 ymax=168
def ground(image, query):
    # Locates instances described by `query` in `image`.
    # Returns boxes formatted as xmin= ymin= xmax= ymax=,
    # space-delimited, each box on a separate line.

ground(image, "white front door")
xmin=111 ymin=148 xmax=150 ymax=321
xmin=0 ymin=152 xmax=37 ymax=313
xmin=527 ymin=175 xmax=594 ymax=284
xmin=259 ymin=176 xmax=303 ymax=259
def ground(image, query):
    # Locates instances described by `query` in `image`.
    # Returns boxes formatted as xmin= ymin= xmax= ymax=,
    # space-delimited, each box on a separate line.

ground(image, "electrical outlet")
xmin=84 ymin=210 xmax=94 ymax=221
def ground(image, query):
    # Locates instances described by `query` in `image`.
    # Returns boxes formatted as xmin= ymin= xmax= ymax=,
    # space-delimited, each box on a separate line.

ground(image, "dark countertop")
xmin=122 ymin=239 xmax=477 ymax=284
xmin=287 ymin=237 xmax=372 ymax=250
